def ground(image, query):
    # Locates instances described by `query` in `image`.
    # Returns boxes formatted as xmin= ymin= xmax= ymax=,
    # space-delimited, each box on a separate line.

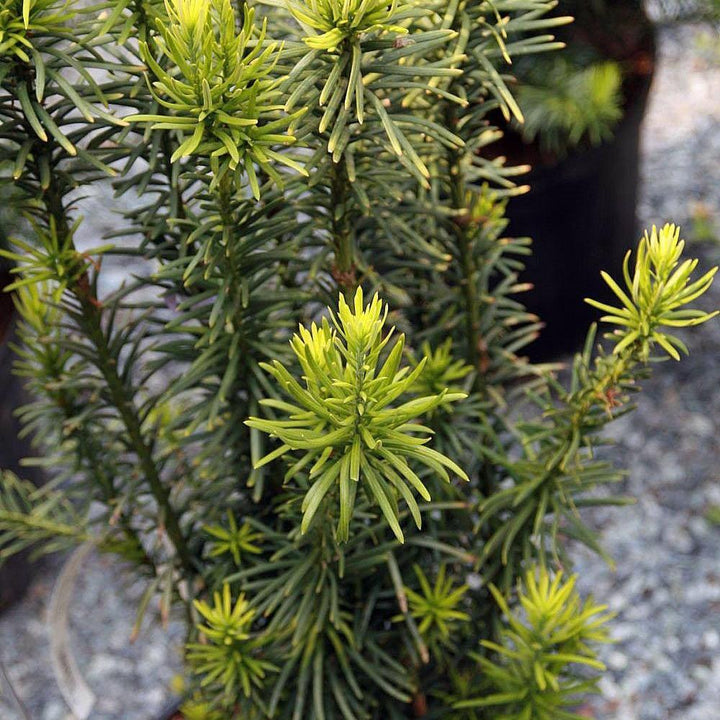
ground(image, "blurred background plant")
xmin=509 ymin=0 xmax=720 ymax=159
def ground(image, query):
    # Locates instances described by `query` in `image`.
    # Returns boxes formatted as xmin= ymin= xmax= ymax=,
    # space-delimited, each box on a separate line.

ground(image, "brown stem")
xmin=330 ymin=156 xmax=358 ymax=298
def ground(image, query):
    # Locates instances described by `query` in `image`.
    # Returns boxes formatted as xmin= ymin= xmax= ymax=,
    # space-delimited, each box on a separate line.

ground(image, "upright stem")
xmin=203 ymin=172 xmax=262 ymax=483
xmin=48 ymin=362 xmax=157 ymax=570
xmin=162 ymin=131 xmax=187 ymax=225
xmin=445 ymin=105 xmax=484 ymax=388
xmin=135 ymin=1 xmax=189 ymax=258
xmin=8 ymin=48 xmax=167 ymax=576
xmin=217 ymin=172 xmax=236 ymax=245
xmin=72 ymin=286 xmax=195 ymax=576
xmin=330 ymin=156 xmax=357 ymax=298
xmin=32 ymin=138 xmax=195 ymax=578
xmin=442 ymin=67 xmax=501 ymax=672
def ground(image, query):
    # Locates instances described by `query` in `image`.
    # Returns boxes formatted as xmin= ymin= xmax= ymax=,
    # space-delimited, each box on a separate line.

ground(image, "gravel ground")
xmin=573 ymin=23 xmax=720 ymax=720
xmin=2 ymin=22 xmax=720 ymax=720
xmin=0 ymin=553 xmax=184 ymax=720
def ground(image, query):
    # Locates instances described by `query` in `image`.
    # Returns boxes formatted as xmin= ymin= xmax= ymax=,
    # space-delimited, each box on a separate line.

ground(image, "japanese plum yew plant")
xmin=0 ymin=0 xmax=717 ymax=717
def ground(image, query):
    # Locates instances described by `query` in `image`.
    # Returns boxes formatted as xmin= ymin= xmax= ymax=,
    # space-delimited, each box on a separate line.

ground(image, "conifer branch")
xmin=70 ymin=283 xmax=195 ymax=575
xmin=3 ymin=56 xmax=195 ymax=576
xmin=1 ymin=1 xmax=717 ymax=717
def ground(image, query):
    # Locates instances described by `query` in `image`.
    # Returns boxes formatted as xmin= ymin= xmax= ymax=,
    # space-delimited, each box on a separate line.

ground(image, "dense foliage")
xmin=0 ymin=0 xmax=717 ymax=718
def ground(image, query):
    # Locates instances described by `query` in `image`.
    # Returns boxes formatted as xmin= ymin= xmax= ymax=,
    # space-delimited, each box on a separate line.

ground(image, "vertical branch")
xmin=445 ymin=106 xmax=483 ymax=387
xmin=70 ymin=283 xmax=195 ymax=576
xmin=26 ymin=125 xmax=195 ymax=577
xmin=161 ymin=131 xmax=187 ymax=225
xmin=330 ymin=156 xmax=358 ymax=297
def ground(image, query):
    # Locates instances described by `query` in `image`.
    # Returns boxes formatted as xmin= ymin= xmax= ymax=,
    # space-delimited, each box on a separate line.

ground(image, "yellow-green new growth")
xmin=456 ymin=567 xmax=614 ymax=719
xmin=287 ymin=0 xmax=408 ymax=52
xmin=398 ymin=564 xmax=469 ymax=656
xmin=133 ymin=0 xmax=306 ymax=195
xmin=187 ymin=584 xmax=276 ymax=699
xmin=204 ymin=510 xmax=263 ymax=566
xmin=0 ymin=0 xmax=73 ymax=62
xmin=410 ymin=338 xmax=473 ymax=401
xmin=246 ymin=288 xmax=468 ymax=543
xmin=586 ymin=223 xmax=718 ymax=360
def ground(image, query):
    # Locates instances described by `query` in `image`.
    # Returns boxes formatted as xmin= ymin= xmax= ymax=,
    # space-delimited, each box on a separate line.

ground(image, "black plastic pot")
xmin=505 ymin=36 xmax=656 ymax=359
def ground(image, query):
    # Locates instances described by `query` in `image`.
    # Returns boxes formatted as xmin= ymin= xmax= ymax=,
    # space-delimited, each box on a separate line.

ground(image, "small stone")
xmin=597 ymin=674 xmax=620 ymax=699
xmin=689 ymin=515 xmax=711 ymax=538
xmin=610 ymin=622 xmax=636 ymax=643
xmin=86 ymin=653 xmax=134 ymax=680
xmin=143 ymin=686 xmax=167 ymax=707
xmin=41 ymin=700 xmax=68 ymax=720
xmin=607 ymin=650 xmax=629 ymax=671
xmin=663 ymin=523 xmax=695 ymax=554
xmin=142 ymin=643 xmax=168 ymax=667
xmin=691 ymin=663 xmax=712 ymax=684
xmin=702 ymin=629 xmax=720 ymax=650
xmin=686 ymin=413 xmax=714 ymax=438
xmin=466 ymin=573 xmax=483 ymax=590
xmin=659 ymin=456 xmax=685 ymax=484
xmin=654 ymin=654 xmax=674 ymax=674
xmin=706 ymin=485 xmax=720 ymax=506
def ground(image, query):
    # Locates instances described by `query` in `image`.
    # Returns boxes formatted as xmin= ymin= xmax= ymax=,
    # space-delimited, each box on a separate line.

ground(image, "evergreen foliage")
xmin=455 ymin=568 xmax=614 ymax=720
xmin=246 ymin=288 xmax=468 ymax=543
xmin=0 ymin=0 xmax=717 ymax=717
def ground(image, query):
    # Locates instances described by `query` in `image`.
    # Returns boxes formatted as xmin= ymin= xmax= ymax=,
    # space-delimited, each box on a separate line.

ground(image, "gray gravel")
xmin=0 ymin=552 xmax=184 ymax=720
xmin=2 ymin=22 xmax=720 ymax=720
xmin=573 ymin=23 xmax=720 ymax=720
